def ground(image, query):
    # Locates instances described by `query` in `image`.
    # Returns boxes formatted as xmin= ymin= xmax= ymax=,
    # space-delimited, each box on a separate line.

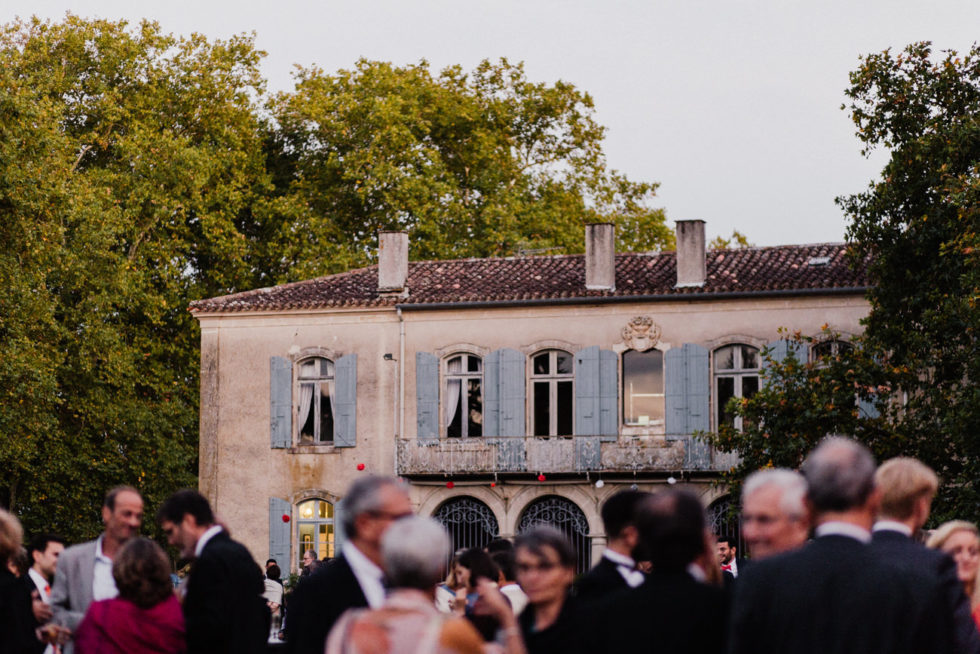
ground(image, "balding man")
xmin=740 ymin=468 xmax=810 ymax=560
xmin=731 ymin=437 xmax=955 ymax=654
xmin=872 ymin=457 xmax=980 ymax=654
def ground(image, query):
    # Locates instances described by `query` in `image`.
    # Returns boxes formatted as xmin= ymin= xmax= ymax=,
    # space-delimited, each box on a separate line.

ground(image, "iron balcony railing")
xmin=394 ymin=434 xmax=739 ymax=476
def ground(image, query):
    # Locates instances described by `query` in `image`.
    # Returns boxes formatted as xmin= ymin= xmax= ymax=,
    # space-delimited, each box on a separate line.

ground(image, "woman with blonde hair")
xmin=928 ymin=520 xmax=980 ymax=631
xmin=0 ymin=508 xmax=41 ymax=653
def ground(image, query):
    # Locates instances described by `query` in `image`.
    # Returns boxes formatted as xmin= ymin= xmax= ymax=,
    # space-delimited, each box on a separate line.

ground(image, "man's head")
xmin=716 ymin=535 xmax=736 ymax=565
xmin=801 ymin=436 xmax=878 ymax=523
xmin=302 ymin=549 xmax=317 ymax=568
xmin=340 ymin=476 xmax=413 ymax=563
xmin=741 ymin=468 xmax=809 ymax=559
xmin=157 ymin=490 xmax=215 ymax=559
xmin=265 ymin=558 xmax=277 ymax=570
xmin=28 ymin=533 xmax=66 ymax=580
xmin=381 ymin=517 xmax=451 ymax=591
xmin=875 ymin=457 xmax=938 ymax=531
xmin=634 ymin=490 xmax=706 ymax=572
xmin=102 ymin=486 xmax=144 ymax=546
xmin=600 ymin=490 xmax=648 ymax=556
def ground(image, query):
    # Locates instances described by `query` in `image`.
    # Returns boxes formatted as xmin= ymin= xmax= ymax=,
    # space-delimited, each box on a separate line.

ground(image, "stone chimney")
xmin=675 ymin=220 xmax=706 ymax=287
xmin=378 ymin=231 xmax=408 ymax=293
xmin=585 ymin=223 xmax=616 ymax=291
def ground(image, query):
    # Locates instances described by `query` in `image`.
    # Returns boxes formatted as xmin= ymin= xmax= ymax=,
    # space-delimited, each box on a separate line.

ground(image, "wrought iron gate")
xmin=517 ymin=495 xmax=592 ymax=573
xmin=432 ymin=496 xmax=500 ymax=559
xmin=706 ymin=495 xmax=745 ymax=558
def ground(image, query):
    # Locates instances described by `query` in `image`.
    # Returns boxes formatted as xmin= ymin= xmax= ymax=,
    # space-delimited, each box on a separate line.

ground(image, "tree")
xmin=260 ymin=58 xmax=672 ymax=281
xmin=0 ymin=15 xmax=269 ymax=540
xmin=709 ymin=230 xmax=752 ymax=250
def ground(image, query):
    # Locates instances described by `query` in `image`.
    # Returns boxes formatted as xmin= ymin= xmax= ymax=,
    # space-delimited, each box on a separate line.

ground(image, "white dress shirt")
xmin=194 ymin=525 xmax=224 ymax=558
xmin=28 ymin=568 xmax=55 ymax=654
xmin=343 ymin=542 xmax=386 ymax=608
xmin=815 ymin=521 xmax=872 ymax=543
xmin=872 ymin=520 xmax=913 ymax=537
xmin=92 ymin=536 xmax=119 ymax=601
xmin=603 ymin=548 xmax=645 ymax=588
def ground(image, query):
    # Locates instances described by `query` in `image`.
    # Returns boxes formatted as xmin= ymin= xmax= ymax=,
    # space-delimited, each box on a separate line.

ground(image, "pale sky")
xmin=10 ymin=0 xmax=980 ymax=246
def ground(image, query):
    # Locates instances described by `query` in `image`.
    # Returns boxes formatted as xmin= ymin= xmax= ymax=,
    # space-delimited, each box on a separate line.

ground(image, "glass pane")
xmin=299 ymin=523 xmax=315 ymax=563
xmin=447 ymin=379 xmax=463 ymax=438
xmin=623 ymin=350 xmax=664 ymax=424
xmin=467 ymin=356 xmax=482 ymax=373
xmin=318 ymin=386 xmax=334 ymax=443
xmin=467 ymin=379 xmax=483 ymax=437
xmin=628 ymin=394 xmax=665 ymax=424
xmin=534 ymin=382 xmax=550 ymax=436
xmin=298 ymin=501 xmax=316 ymax=520
xmin=319 ymin=523 xmax=335 ymax=560
xmin=717 ymin=377 xmax=735 ymax=428
xmin=300 ymin=383 xmax=316 ymax=440
xmin=317 ymin=501 xmax=331 ymax=519
xmin=320 ymin=358 xmax=334 ymax=377
xmin=556 ymin=381 xmax=573 ymax=435
xmin=556 ymin=352 xmax=573 ymax=375
xmin=742 ymin=375 xmax=759 ymax=399
xmin=714 ymin=346 xmax=735 ymax=370
xmin=299 ymin=360 xmax=317 ymax=379
xmin=447 ymin=356 xmax=463 ymax=374
xmin=740 ymin=346 xmax=759 ymax=370
xmin=533 ymin=353 xmax=550 ymax=375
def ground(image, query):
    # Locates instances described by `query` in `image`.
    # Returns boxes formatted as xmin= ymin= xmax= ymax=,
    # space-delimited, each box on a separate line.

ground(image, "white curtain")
xmin=298 ymin=382 xmax=314 ymax=435
xmin=445 ymin=357 xmax=463 ymax=431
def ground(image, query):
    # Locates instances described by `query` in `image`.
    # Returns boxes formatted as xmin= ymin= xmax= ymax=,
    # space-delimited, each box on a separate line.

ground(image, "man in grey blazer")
xmin=51 ymin=486 xmax=143 ymax=653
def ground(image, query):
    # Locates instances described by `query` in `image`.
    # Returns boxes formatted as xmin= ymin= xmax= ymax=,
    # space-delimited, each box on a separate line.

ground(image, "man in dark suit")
xmin=591 ymin=489 xmax=729 ymax=653
xmin=285 ymin=475 xmax=413 ymax=654
xmin=731 ymin=436 xmax=956 ymax=654
xmin=574 ymin=489 xmax=647 ymax=603
xmin=871 ymin=457 xmax=980 ymax=654
xmin=158 ymin=490 xmax=269 ymax=654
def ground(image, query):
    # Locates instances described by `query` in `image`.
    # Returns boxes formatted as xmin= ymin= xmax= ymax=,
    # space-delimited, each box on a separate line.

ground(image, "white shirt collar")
xmin=194 ymin=525 xmax=224 ymax=558
xmin=92 ymin=535 xmax=119 ymax=601
xmin=603 ymin=548 xmax=644 ymax=587
xmin=872 ymin=520 xmax=913 ymax=536
xmin=95 ymin=534 xmax=110 ymax=562
xmin=28 ymin=568 xmax=51 ymax=601
xmin=686 ymin=563 xmax=707 ymax=582
xmin=343 ymin=542 xmax=386 ymax=608
xmin=815 ymin=521 xmax=872 ymax=543
xmin=602 ymin=548 xmax=635 ymax=568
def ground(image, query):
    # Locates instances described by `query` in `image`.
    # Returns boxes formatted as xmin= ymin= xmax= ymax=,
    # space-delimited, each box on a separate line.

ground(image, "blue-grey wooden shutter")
xmin=269 ymin=497 xmax=291 ymax=569
xmin=857 ymin=396 xmax=879 ymax=419
xmin=575 ymin=346 xmax=600 ymax=436
xmin=762 ymin=338 xmax=806 ymax=383
xmin=665 ymin=348 xmax=688 ymax=436
xmin=498 ymin=349 xmax=525 ymax=437
xmin=334 ymin=499 xmax=346 ymax=553
xmin=483 ymin=350 xmax=501 ymax=438
xmin=665 ymin=344 xmax=711 ymax=467
xmin=270 ymin=357 xmax=293 ymax=448
xmin=334 ymin=354 xmax=357 ymax=447
xmin=416 ymin=352 xmax=440 ymax=442
xmin=598 ymin=350 xmax=618 ymax=442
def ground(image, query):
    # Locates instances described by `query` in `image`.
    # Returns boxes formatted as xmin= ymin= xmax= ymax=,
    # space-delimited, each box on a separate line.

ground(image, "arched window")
xmin=518 ymin=495 xmax=592 ymax=573
xmin=811 ymin=339 xmax=853 ymax=364
xmin=623 ymin=349 xmax=664 ymax=426
xmin=713 ymin=344 xmax=759 ymax=431
xmin=445 ymin=354 xmax=483 ymax=438
xmin=531 ymin=350 xmax=574 ymax=436
xmin=296 ymin=498 xmax=336 ymax=566
xmin=298 ymin=357 xmax=334 ymax=444
xmin=432 ymin=497 xmax=500 ymax=560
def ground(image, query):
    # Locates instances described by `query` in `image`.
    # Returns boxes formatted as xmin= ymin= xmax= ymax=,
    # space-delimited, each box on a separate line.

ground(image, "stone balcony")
xmin=394 ymin=435 xmax=739 ymax=477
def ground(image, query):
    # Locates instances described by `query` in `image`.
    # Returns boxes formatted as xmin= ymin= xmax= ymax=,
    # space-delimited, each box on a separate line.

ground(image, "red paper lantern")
xmin=356 ymin=463 xmax=365 ymax=471
xmin=537 ymin=474 xmax=546 ymax=482
xmin=281 ymin=514 xmax=290 ymax=523
xmin=446 ymin=481 xmax=455 ymax=489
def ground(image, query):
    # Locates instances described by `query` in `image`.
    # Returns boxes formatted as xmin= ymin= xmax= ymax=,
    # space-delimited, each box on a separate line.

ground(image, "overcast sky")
xmin=12 ymin=0 xmax=980 ymax=245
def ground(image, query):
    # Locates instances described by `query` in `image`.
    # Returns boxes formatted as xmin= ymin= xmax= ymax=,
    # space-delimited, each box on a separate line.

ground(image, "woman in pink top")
xmin=75 ymin=537 xmax=185 ymax=654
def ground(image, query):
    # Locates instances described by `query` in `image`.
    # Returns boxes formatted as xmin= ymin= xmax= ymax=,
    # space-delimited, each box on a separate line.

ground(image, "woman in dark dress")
xmin=514 ymin=527 xmax=583 ymax=654
xmin=0 ymin=508 xmax=43 ymax=654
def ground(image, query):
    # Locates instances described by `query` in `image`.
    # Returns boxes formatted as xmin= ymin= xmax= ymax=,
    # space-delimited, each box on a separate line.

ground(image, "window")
xmin=531 ymin=350 xmax=574 ymax=436
xmin=298 ymin=357 xmax=335 ymax=444
xmin=296 ymin=499 xmax=336 ymax=566
xmin=623 ymin=349 xmax=664 ymax=425
xmin=811 ymin=339 xmax=853 ymax=364
xmin=714 ymin=344 xmax=760 ymax=430
xmin=445 ymin=354 xmax=483 ymax=437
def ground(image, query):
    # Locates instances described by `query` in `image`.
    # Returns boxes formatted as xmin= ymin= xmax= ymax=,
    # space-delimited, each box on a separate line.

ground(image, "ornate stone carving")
xmin=621 ymin=316 xmax=662 ymax=352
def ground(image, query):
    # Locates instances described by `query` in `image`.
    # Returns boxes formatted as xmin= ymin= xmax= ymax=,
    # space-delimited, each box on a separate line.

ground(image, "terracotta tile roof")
xmin=189 ymin=243 xmax=868 ymax=314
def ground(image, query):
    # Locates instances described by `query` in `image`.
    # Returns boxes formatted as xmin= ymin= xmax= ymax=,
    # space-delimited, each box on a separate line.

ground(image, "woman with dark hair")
xmin=513 ymin=527 xmax=583 ymax=654
xmin=0 ymin=509 xmax=44 ymax=654
xmin=75 ymin=537 xmax=185 ymax=654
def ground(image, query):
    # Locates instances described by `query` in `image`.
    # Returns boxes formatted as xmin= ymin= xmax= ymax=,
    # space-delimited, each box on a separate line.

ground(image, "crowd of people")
xmin=2 ymin=435 xmax=980 ymax=653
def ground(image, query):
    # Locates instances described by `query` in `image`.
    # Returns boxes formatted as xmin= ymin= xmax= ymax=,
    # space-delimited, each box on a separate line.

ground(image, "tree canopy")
xmin=0 ymin=15 xmax=671 ymax=540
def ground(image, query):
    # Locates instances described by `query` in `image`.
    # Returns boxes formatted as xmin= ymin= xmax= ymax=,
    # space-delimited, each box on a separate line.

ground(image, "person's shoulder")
xmin=439 ymin=616 xmax=485 ymax=654
xmin=62 ymin=538 xmax=98 ymax=559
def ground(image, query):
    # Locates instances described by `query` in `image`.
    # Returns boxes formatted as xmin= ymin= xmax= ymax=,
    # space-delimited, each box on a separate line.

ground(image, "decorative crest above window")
xmin=621 ymin=316 xmax=662 ymax=352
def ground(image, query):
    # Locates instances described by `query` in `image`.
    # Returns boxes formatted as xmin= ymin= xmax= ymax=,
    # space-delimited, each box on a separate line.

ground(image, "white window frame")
xmin=444 ymin=353 xmax=483 ymax=438
xmin=713 ymin=344 xmax=760 ymax=431
xmin=530 ymin=349 xmax=575 ymax=436
xmin=295 ymin=498 xmax=336 ymax=568
xmin=297 ymin=357 xmax=335 ymax=444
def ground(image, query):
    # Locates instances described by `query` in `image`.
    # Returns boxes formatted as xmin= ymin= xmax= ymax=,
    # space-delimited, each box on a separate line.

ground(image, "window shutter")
xmin=498 ymin=349 xmax=525 ymax=437
xmin=665 ymin=344 xmax=710 ymax=437
xmin=334 ymin=499 xmax=347 ymax=553
xmin=270 ymin=357 xmax=293 ymax=448
xmin=269 ymin=497 xmax=291 ymax=569
xmin=483 ymin=350 xmax=501 ymax=438
xmin=575 ymin=346 xmax=600 ymax=436
xmin=333 ymin=354 xmax=357 ymax=447
xmin=665 ymin=348 xmax=688 ymax=436
xmin=416 ymin=352 xmax=440 ymax=442
xmin=763 ymin=338 xmax=806 ymax=382
xmin=598 ymin=350 xmax=618 ymax=442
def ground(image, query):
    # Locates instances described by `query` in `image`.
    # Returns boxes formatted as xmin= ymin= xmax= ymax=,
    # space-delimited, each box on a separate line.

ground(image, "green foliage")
xmin=708 ymin=230 xmax=752 ymax=250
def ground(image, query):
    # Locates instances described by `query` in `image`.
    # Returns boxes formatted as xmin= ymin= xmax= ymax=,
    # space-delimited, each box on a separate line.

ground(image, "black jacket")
xmin=284 ymin=555 xmax=368 ymax=654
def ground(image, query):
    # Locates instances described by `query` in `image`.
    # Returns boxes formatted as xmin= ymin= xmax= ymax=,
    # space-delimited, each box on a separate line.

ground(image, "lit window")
xmin=445 ymin=354 xmax=483 ymax=437
xmin=296 ymin=499 xmax=335 ymax=566
xmin=714 ymin=345 xmax=760 ymax=430
xmin=623 ymin=349 xmax=664 ymax=426
xmin=298 ymin=357 xmax=334 ymax=443
xmin=531 ymin=350 xmax=574 ymax=436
